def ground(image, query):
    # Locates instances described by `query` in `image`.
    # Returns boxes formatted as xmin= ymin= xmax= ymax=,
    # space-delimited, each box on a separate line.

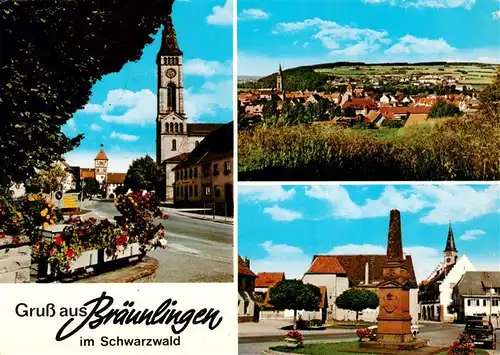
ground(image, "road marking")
xmin=168 ymin=243 xmax=201 ymax=254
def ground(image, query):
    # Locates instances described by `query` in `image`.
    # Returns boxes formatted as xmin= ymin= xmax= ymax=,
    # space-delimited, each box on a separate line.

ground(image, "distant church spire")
xmin=157 ymin=14 xmax=182 ymax=63
xmin=444 ymin=220 xmax=457 ymax=252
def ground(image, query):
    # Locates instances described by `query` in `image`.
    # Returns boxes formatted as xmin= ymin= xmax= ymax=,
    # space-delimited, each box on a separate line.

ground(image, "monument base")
xmin=360 ymin=338 xmax=427 ymax=350
xmin=376 ymin=333 xmax=416 ymax=344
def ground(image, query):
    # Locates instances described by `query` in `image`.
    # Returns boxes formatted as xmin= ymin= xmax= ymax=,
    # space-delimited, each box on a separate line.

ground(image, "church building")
xmin=418 ymin=222 xmax=475 ymax=322
xmin=155 ymin=15 xmax=223 ymax=202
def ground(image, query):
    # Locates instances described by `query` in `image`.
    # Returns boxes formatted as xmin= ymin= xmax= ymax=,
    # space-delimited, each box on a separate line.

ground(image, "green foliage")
xmin=238 ymin=111 xmax=500 ymax=180
xmin=269 ymin=279 xmax=321 ymax=312
xmin=25 ymin=164 xmax=68 ymax=194
xmin=0 ymin=0 xmax=173 ymax=191
xmin=429 ymin=100 xmax=461 ymax=118
xmin=124 ymin=155 xmax=164 ymax=192
xmin=82 ymin=177 xmax=100 ymax=197
xmin=335 ymin=289 xmax=379 ymax=320
xmin=478 ymin=69 xmax=500 ymax=115
xmin=114 ymin=185 xmax=129 ymax=196
xmin=240 ymin=68 xmax=328 ymax=91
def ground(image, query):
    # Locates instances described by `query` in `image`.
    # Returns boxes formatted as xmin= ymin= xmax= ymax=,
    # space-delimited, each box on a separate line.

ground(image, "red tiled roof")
xmin=342 ymin=98 xmax=377 ymax=110
xmin=164 ymin=152 xmax=189 ymax=163
xmin=336 ymin=254 xmax=417 ymax=286
xmin=306 ymin=255 xmax=346 ymax=274
xmin=256 ymin=272 xmax=285 ymax=288
xmin=306 ymin=254 xmax=417 ymax=287
xmin=106 ymin=173 xmax=125 ymax=184
xmin=95 ymin=149 xmax=108 ymax=160
xmin=238 ymin=256 xmax=257 ymax=277
xmin=80 ymin=168 xmax=95 ymax=179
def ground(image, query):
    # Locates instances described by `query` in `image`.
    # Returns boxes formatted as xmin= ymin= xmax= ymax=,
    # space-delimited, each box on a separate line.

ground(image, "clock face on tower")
xmin=446 ymin=257 xmax=451 ymax=263
xmin=166 ymin=68 xmax=177 ymax=79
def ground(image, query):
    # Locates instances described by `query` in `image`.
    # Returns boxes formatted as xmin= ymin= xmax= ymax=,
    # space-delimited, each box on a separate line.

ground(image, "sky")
xmin=238 ymin=184 xmax=500 ymax=282
xmin=238 ymin=0 xmax=500 ymax=75
xmin=63 ymin=0 xmax=233 ymax=172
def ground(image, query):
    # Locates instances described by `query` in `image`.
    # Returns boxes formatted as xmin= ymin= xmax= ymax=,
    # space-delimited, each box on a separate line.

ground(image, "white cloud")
xmin=386 ymin=35 xmax=456 ymax=55
xmin=413 ymin=185 xmax=500 ymax=224
xmin=66 ymin=118 xmax=76 ymax=132
xmin=493 ymin=10 xmax=500 ymax=19
xmin=293 ymin=41 xmax=299 ymax=46
xmin=64 ymin=150 xmax=154 ymax=173
xmin=361 ymin=0 xmax=476 ymax=9
xmin=304 ymin=185 xmax=499 ymax=225
xmin=328 ymin=244 xmax=386 ymax=255
xmin=458 ymin=229 xmax=486 ymax=240
xmin=184 ymin=59 xmax=232 ymax=77
xmin=80 ymin=89 xmax=156 ymax=126
xmin=110 ymin=132 xmax=139 ymax=142
xmin=263 ymin=205 xmax=302 ymax=221
xmin=239 ymin=185 xmax=296 ymax=202
xmin=250 ymin=241 xmax=312 ymax=279
xmin=302 ymin=42 xmax=310 ymax=48
xmin=183 ymin=79 xmax=232 ymax=122
xmin=207 ymin=0 xmax=233 ymax=25
xmin=304 ymin=185 xmax=427 ymax=220
xmin=90 ymin=123 xmax=101 ymax=131
xmin=273 ymin=17 xmax=390 ymax=56
xmin=239 ymin=8 xmax=270 ymax=21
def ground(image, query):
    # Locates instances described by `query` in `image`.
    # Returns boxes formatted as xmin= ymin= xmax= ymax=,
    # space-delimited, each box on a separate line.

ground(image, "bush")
xmin=238 ymin=112 xmax=500 ymax=181
xmin=285 ymin=330 xmax=304 ymax=345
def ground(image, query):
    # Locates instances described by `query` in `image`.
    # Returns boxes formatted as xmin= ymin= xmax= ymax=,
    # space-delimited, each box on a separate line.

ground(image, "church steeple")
xmin=276 ymin=63 xmax=285 ymax=100
xmin=444 ymin=220 xmax=458 ymax=266
xmin=444 ymin=220 xmax=457 ymax=252
xmin=157 ymin=15 xmax=182 ymax=64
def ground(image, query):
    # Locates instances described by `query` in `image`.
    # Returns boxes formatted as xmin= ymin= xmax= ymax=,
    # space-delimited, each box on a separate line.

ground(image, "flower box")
xmin=102 ymin=242 xmax=141 ymax=263
xmin=0 ymin=235 xmax=31 ymax=283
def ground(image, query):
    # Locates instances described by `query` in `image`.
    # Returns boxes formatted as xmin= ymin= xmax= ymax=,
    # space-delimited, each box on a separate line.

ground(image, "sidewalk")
xmin=239 ymin=320 xmax=358 ymax=338
xmin=161 ymin=207 xmax=234 ymax=225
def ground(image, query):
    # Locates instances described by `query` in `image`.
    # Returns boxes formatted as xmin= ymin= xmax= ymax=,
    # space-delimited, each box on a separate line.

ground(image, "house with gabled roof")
xmin=418 ymin=222 xmax=475 ymax=322
xmin=238 ymin=255 xmax=260 ymax=323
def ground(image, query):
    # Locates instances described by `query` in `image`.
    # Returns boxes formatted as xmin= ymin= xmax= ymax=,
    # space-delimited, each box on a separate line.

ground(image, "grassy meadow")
xmin=238 ymin=114 xmax=500 ymax=181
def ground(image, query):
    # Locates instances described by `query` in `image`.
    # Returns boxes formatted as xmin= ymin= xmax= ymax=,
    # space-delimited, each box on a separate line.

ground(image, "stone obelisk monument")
xmin=362 ymin=209 xmax=426 ymax=351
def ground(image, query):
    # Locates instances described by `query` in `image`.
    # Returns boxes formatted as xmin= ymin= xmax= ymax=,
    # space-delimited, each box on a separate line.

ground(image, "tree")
xmin=114 ymin=185 xmax=129 ymax=196
xmin=429 ymin=100 xmax=461 ymax=118
xmin=25 ymin=163 xmax=68 ymax=195
xmin=479 ymin=69 xmax=500 ymax=116
xmin=269 ymin=280 xmax=321 ymax=330
xmin=0 ymin=0 xmax=173 ymax=192
xmin=124 ymin=155 xmax=164 ymax=192
xmin=262 ymin=99 xmax=278 ymax=121
xmin=82 ymin=177 xmax=99 ymax=198
xmin=335 ymin=288 xmax=379 ymax=323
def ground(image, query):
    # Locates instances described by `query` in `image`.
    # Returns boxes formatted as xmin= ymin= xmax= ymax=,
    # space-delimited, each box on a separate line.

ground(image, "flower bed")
xmin=448 ymin=333 xmax=475 ymax=355
xmin=36 ymin=191 xmax=167 ymax=279
xmin=284 ymin=330 xmax=304 ymax=348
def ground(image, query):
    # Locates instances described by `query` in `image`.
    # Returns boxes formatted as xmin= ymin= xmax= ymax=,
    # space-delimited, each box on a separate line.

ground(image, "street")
xmin=81 ymin=200 xmax=233 ymax=282
xmin=239 ymin=322 xmax=500 ymax=354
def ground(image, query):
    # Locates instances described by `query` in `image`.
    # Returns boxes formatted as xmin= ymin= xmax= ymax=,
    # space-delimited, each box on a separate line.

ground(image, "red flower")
xmin=12 ymin=236 xmax=20 ymax=244
xmin=66 ymin=249 xmax=74 ymax=258
xmin=49 ymin=248 xmax=55 ymax=256
xmin=55 ymin=236 xmax=63 ymax=246
xmin=116 ymin=235 xmax=128 ymax=247
xmin=0 ymin=233 xmax=5 ymax=239
xmin=162 ymin=214 xmax=169 ymax=220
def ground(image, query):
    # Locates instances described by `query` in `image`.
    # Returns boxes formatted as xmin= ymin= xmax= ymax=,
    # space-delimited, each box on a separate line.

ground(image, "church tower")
xmin=276 ymin=64 xmax=285 ymax=100
xmin=444 ymin=221 xmax=458 ymax=266
xmin=94 ymin=144 xmax=108 ymax=185
xmin=156 ymin=15 xmax=187 ymax=165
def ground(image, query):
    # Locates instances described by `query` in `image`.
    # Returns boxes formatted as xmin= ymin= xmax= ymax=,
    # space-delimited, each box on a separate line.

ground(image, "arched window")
xmin=165 ymin=122 xmax=169 ymax=133
xmin=174 ymin=123 xmax=179 ymax=133
xmin=179 ymin=124 xmax=183 ymax=134
xmin=172 ymin=139 xmax=177 ymax=151
xmin=169 ymin=122 xmax=174 ymax=133
xmin=167 ymin=83 xmax=177 ymax=112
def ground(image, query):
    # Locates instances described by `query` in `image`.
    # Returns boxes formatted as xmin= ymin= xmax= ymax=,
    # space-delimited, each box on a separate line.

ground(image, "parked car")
xmin=463 ymin=319 xmax=496 ymax=350
xmin=367 ymin=324 xmax=420 ymax=340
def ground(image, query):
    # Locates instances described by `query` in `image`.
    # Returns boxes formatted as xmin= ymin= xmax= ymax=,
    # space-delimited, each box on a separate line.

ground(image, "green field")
xmin=315 ymin=64 xmax=498 ymax=88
